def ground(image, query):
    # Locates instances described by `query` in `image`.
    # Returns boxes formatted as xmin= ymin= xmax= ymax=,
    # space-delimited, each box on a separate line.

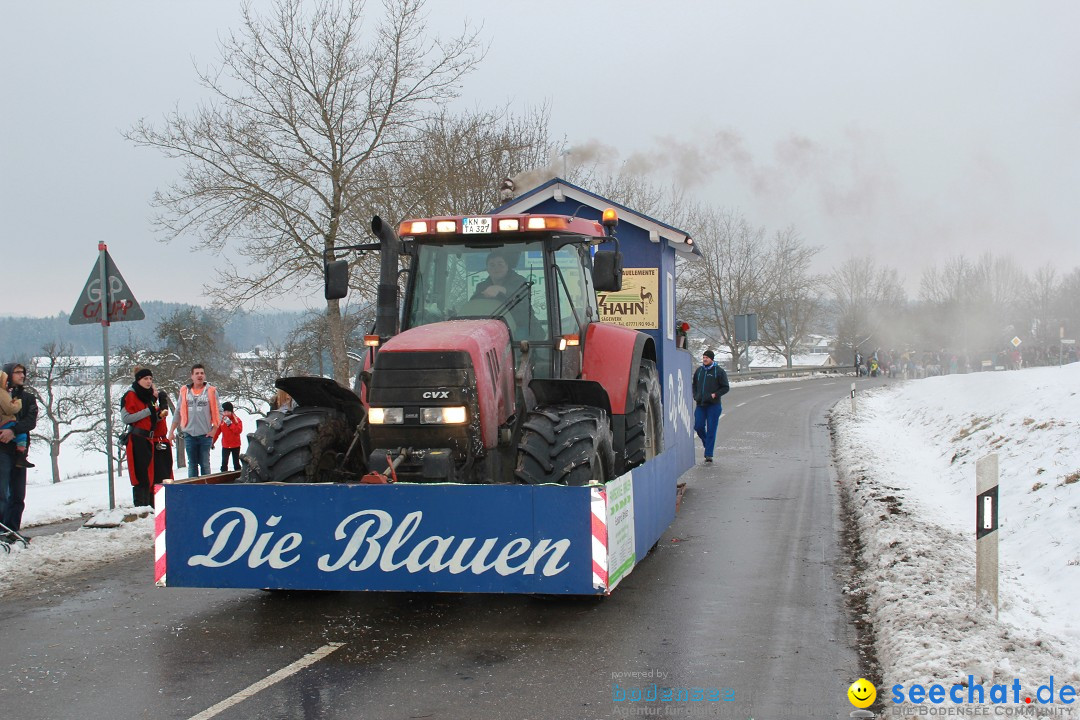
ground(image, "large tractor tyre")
xmin=623 ymin=358 xmax=663 ymax=471
xmin=239 ymin=407 xmax=353 ymax=484
xmin=515 ymin=405 xmax=615 ymax=486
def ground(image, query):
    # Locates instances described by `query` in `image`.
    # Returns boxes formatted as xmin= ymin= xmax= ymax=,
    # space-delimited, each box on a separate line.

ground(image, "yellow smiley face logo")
xmin=848 ymin=678 xmax=876 ymax=708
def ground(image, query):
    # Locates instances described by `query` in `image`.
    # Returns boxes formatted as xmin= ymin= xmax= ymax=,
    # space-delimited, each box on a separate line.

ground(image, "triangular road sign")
xmin=69 ymin=249 xmax=145 ymax=325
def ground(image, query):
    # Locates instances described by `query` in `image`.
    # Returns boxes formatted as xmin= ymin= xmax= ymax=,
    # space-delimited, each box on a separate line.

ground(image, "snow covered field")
xmin=3 ymin=367 xmax=1079 ymax=709
xmin=832 ymin=362 xmax=1080 ymax=704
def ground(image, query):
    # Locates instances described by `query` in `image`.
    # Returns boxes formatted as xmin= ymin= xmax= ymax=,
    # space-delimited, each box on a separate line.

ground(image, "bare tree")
xmin=79 ymin=414 xmax=126 ymax=481
xmin=827 ymin=256 xmax=907 ymax=364
xmin=918 ymin=252 xmax=1029 ymax=354
xmin=226 ymin=341 xmax=310 ymax=414
xmin=1025 ymin=263 xmax=1059 ymax=345
xmin=679 ymin=208 xmax=771 ymax=369
xmin=28 ymin=343 xmax=106 ymax=484
xmin=371 ymin=104 xmax=558 ymax=219
xmin=756 ymin=226 xmax=822 ymax=367
xmin=155 ymin=307 xmax=234 ymax=387
xmin=126 ymin=0 xmax=483 ymax=386
xmin=287 ymin=308 xmax=369 ymax=378
xmin=1057 ymin=267 xmax=1080 ymax=341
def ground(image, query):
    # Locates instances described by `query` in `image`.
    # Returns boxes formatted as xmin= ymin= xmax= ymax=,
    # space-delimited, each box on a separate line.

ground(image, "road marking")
xmin=188 ymin=642 xmax=345 ymax=720
xmin=759 ymin=393 xmax=772 ymax=397
xmin=823 ymin=382 xmax=837 ymax=386
xmin=736 ymin=402 xmax=747 ymax=408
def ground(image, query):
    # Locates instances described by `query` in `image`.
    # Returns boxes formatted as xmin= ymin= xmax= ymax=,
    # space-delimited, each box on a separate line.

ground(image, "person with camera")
xmin=152 ymin=388 xmax=174 ymax=486
xmin=120 ymin=368 xmax=167 ymax=507
xmin=212 ymin=402 xmax=243 ymax=472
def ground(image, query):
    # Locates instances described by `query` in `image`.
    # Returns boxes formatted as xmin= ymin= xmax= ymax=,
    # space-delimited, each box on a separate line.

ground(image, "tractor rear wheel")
xmin=622 ymin=359 xmax=663 ymax=471
xmin=239 ymin=407 xmax=353 ymax=484
xmin=515 ymin=405 xmax=614 ymax=486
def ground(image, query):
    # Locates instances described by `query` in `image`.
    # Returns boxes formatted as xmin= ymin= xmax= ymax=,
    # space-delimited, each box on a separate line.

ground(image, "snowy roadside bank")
xmin=0 ymin=516 xmax=153 ymax=595
xmin=831 ymin=363 xmax=1080 ymax=711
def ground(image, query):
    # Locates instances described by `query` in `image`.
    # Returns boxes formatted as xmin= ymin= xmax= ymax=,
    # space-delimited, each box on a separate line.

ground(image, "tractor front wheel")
xmin=514 ymin=405 xmax=614 ymax=486
xmin=239 ymin=407 xmax=353 ymax=483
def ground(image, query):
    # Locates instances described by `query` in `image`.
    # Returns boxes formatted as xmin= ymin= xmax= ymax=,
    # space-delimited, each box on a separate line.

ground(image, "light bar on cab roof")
xmin=398 ymin=214 xmax=602 ymax=236
xmin=524 ymin=216 xmax=568 ymax=231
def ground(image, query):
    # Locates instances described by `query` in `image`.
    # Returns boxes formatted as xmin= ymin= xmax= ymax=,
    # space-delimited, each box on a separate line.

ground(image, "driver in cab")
xmin=473 ymin=251 xmax=527 ymax=300
xmin=469 ymin=250 xmax=540 ymax=336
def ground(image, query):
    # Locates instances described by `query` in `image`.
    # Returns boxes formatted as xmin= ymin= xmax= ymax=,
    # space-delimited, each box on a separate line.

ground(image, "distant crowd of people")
xmin=855 ymin=343 xmax=1078 ymax=379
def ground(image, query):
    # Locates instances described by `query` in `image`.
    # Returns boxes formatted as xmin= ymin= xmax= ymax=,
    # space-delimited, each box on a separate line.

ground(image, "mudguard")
xmin=580 ymin=323 xmax=656 ymax=414
xmin=276 ymin=377 xmax=365 ymax=429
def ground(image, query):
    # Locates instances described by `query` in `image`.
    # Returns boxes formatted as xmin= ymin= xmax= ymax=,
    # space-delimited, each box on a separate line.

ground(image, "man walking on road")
xmin=0 ymin=362 xmax=37 ymax=534
xmin=168 ymin=364 xmax=220 ymax=478
xmin=692 ymin=350 xmax=729 ymax=464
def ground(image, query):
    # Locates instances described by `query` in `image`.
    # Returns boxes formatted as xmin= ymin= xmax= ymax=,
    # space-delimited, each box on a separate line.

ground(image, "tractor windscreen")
xmin=406 ymin=241 xmax=548 ymax=341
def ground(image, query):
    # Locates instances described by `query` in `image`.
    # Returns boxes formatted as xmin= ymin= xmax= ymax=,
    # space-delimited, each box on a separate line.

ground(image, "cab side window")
xmin=554 ymin=245 xmax=594 ymax=335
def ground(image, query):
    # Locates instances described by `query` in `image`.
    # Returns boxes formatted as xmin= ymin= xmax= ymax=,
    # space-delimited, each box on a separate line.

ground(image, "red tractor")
xmin=240 ymin=210 xmax=662 ymax=486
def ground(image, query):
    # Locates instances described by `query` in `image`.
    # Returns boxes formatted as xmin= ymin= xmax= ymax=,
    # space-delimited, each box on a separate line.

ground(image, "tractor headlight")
xmin=420 ymin=406 xmax=468 ymax=424
xmin=369 ymin=407 xmax=404 ymax=424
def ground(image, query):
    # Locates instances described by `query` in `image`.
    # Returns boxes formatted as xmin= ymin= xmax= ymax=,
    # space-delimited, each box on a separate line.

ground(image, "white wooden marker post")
xmin=850 ymin=382 xmax=856 ymax=413
xmin=975 ymin=453 xmax=999 ymax=615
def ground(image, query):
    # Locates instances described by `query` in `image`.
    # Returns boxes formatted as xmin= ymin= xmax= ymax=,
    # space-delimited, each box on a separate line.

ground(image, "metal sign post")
xmin=69 ymin=244 xmax=145 ymax=509
xmin=975 ymin=453 xmax=999 ymax=616
xmin=734 ymin=313 xmax=758 ymax=373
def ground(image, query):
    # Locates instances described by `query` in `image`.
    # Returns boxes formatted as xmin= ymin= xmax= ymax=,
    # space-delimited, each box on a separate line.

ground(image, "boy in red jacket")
xmin=212 ymin=402 xmax=243 ymax=472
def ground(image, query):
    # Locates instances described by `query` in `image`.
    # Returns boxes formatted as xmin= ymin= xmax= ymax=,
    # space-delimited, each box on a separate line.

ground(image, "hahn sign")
xmin=69 ymin=248 xmax=144 ymax=325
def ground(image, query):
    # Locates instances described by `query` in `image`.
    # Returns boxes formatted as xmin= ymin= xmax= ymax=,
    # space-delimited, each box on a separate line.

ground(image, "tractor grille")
xmin=367 ymin=350 xmax=478 ymax=456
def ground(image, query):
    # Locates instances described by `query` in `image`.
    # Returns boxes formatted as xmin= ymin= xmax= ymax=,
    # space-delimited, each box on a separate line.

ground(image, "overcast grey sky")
xmin=3 ymin=1 xmax=1078 ymax=317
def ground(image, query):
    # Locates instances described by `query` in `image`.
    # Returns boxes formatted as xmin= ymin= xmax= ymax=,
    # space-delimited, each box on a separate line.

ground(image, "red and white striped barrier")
xmin=154 ymin=484 xmax=167 ymax=586
xmin=590 ymin=486 xmax=608 ymax=590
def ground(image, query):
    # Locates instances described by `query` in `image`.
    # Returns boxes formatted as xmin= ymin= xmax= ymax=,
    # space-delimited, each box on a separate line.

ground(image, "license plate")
xmin=462 ymin=217 xmax=492 ymax=234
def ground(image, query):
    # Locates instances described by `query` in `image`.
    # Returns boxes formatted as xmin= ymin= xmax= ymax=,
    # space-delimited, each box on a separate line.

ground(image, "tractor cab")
xmin=288 ymin=209 xmax=644 ymax=487
xmin=397 ymin=213 xmax=620 ymax=380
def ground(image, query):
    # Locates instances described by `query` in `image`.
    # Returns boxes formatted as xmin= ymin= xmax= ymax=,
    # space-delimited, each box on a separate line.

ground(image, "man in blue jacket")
xmin=692 ymin=350 xmax=729 ymax=463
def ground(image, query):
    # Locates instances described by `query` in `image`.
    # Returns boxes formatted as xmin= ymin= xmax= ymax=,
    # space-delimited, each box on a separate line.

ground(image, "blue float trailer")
xmin=156 ymin=179 xmax=700 ymax=594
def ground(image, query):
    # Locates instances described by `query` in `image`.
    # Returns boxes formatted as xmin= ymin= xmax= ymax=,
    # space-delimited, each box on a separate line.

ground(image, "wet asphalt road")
xmin=0 ymin=375 xmax=892 ymax=720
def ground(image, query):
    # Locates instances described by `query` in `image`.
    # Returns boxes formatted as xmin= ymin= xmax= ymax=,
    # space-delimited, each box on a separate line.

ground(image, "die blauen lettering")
xmin=187 ymin=507 xmax=572 ymax=577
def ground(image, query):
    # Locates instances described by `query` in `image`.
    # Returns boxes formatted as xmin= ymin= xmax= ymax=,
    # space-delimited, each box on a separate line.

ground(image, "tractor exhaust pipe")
xmin=371 ymin=216 xmax=400 ymax=338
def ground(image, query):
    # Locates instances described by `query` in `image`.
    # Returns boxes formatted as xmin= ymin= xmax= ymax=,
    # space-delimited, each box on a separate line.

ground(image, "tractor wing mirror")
xmin=592 ymin=250 xmax=623 ymax=292
xmin=325 ymin=259 xmax=349 ymax=300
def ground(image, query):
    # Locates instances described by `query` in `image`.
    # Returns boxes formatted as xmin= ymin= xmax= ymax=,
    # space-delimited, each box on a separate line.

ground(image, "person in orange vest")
xmin=212 ymin=402 xmax=243 ymax=472
xmin=168 ymin=364 xmax=220 ymax=478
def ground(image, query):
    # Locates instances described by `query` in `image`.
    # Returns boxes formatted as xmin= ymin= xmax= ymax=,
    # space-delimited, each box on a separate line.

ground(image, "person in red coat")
xmin=212 ymin=402 xmax=243 ymax=472
xmin=120 ymin=368 xmax=166 ymax=506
